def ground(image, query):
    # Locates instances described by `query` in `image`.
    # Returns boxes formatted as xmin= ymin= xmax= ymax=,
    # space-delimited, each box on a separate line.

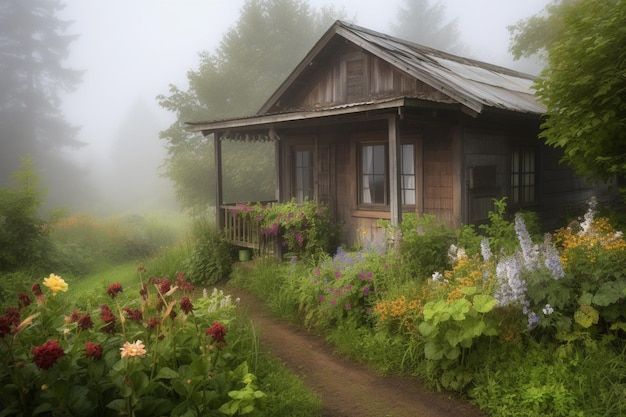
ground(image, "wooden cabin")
xmin=187 ymin=21 xmax=604 ymax=251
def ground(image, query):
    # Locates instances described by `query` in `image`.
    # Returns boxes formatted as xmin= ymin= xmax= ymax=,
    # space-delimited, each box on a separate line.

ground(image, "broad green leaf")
xmin=473 ymin=294 xmax=497 ymax=313
xmin=155 ymin=366 xmax=180 ymax=380
xmin=417 ymin=321 xmax=438 ymax=338
xmin=106 ymin=399 xmax=126 ymax=412
xmin=449 ymin=298 xmax=471 ymax=321
xmin=424 ymin=341 xmax=444 ymax=360
xmin=423 ymin=299 xmax=450 ymax=324
xmin=593 ymin=279 xmax=626 ymax=307
xmin=460 ymin=286 xmax=477 ymax=295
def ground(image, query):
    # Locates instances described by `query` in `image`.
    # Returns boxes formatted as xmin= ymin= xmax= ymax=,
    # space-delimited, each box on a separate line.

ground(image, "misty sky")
xmin=60 ymin=0 xmax=549 ymax=155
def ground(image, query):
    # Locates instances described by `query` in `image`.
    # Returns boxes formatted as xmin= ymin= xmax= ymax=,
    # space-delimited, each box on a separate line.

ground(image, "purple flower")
xmin=363 ymin=286 xmax=370 ymax=295
xmin=345 ymin=303 xmax=352 ymax=310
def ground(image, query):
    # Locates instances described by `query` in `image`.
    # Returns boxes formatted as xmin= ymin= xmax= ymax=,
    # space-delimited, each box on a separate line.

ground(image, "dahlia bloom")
xmin=120 ymin=340 xmax=147 ymax=358
xmin=32 ymin=340 xmax=65 ymax=370
xmin=43 ymin=274 xmax=68 ymax=296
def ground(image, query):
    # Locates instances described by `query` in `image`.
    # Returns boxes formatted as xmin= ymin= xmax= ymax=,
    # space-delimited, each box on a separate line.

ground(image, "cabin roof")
xmin=187 ymin=20 xmax=544 ymax=136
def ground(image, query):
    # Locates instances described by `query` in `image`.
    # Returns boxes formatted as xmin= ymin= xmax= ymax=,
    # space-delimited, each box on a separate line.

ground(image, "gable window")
xmin=294 ymin=149 xmax=314 ymax=202
xmin=401 ymin=143 xmax=416 ymax=205
xmin=360 ymin=144 xmax=387 ymax=205
xmin=510 ymin=148 xmax=536 ymax=205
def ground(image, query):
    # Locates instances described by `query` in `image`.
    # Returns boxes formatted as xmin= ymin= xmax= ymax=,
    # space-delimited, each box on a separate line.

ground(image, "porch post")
xmin=214 ymin=133 xmax=224 ymax=229
xmin=388 ymin=114 xmax=402 ymax=227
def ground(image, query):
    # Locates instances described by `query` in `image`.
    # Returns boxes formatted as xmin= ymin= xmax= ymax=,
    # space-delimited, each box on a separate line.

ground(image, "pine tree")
xmin=0 ymin=0 xmax=83 ymax=184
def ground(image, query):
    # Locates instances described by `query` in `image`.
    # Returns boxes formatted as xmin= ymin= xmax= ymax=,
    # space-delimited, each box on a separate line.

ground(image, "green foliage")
xmin=230 ymin=194 xmax=626 ymax=416
xmin=184 ymin=217 xmax=236 ymax=286
xmin=512 ymin=0 xmax=626 ymax=185
xmin=157 ymin=0 xmax=341 ymax=212
xmin=237 ymin=199 xmax=340 ymax=259
xmin=0 ymin=274 xmax=265 ymax=416
xmin=382 ymin=213 xmax=453 ymax=280
xmin=0 ymin=157 xmax=51 ymax=272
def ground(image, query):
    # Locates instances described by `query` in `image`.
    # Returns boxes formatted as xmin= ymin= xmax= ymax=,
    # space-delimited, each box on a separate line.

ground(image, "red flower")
xmin=77 ymin=313 xmax=93 ymax=330
xmin=5 ymin=308 xmax=20 ymax=327
xmin=100 ymin=304 xmax=116 ymax=333
xmin=139 ymin=283 xmax=149 ymax=300
xmin=147 ymin=316 xmax=158 ymax=329
xmin=85 ymin=342 xmax=103 ymax=359
xmin=123 ymin=307 xmax=142 ymax=321
xmin=180 ymin=297 xmax=193 ymax=314
xmin=18 ymin=292 xmax=31 ymax=309
xmin=0 ymin=316 xmax=11 ymax=338
xmin=107 ymin=282 xmax=123 ymax=298
xmin=176 ymin=273 xmax=195 ymax=292
xmin=159 ymin=279 xmax=171 ymax=295
xmin=66 ymin=310 xmax=80 ymax=324
xmin=32 ymin=340 xmax=64 ymax=370
xmin=31 ymin=283 xmax=42 ymax=297
xmin=206 ymin=321 xmax=227 ymax=346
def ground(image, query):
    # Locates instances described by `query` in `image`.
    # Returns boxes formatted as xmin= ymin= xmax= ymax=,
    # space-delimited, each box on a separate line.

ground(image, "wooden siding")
xmin=423 ymin=135 xmax=455 ymax=225
xmin=299 ymin=48 xmax=447 ymax=109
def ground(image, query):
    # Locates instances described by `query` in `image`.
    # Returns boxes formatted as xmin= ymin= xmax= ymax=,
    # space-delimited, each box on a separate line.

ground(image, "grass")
xmin=67 ymin=260 xmax=144 ymax=297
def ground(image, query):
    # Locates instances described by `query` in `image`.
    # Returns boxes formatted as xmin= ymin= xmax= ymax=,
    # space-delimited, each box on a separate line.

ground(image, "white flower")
xmin=542 ymin=304 xmax=554 ymax=316
xmin=431 ymin=271 xmax=442 ymax=281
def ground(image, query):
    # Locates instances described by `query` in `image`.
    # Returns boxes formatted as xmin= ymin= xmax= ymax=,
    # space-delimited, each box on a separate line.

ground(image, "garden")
xmin=1 ymin=159 xmax=626 ymax=416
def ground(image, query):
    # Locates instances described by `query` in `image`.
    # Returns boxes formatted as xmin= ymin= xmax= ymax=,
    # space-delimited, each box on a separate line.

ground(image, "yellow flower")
xmin=43 ymin=273 xmax=68 ymax=296
xmin=120 ymin=340 xmax=147 ymax=358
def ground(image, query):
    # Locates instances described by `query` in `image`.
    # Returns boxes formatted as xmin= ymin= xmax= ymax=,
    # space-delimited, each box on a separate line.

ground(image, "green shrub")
xmin=184 ymin=217 xmax=236 ymax=286
xmin=382 ymin=213 xmax=454 ymax=281
xmin=0 ymin=157 xmax=52 ymax=272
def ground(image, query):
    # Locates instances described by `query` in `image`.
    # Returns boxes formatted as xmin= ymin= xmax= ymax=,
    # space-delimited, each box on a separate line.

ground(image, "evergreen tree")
xmin=390 ymin=0 xmax=465 ymax=53
xmin=0 ymin=0 xmax=83 ymax=185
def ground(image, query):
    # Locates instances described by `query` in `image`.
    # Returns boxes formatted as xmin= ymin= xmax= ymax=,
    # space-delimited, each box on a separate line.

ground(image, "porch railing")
xmin=220 ymin=203 xmax=277 ymax=257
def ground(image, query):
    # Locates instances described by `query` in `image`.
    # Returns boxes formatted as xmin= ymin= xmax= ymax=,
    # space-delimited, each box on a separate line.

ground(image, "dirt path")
xmin=223 ymin=283 xmax=486 ymax=417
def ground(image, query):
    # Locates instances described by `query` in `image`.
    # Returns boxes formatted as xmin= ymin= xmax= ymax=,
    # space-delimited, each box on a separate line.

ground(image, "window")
xmin=401 ymin=143 xmax=416 ymax=205
xmin=510 ymin=148 xmax=536 ymax=205
xmin=359 ymin=143 xmax=416 ymax=206
xmin=360 ymin=144 xmax=386 ymax=205
xmin=294 ymin=149 xmax=314 ymax=203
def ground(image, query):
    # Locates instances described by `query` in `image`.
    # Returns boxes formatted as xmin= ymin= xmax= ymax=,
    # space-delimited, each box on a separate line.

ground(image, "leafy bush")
xmin=184 ymin=217 xmax=236 ymax=286
xmin=0 ymin=157 xmax=52 ymax=272
xmin=382 ymin=213 xmax=454 ymax=281
xmin=0 ymin=273 xmax=265 ymax=416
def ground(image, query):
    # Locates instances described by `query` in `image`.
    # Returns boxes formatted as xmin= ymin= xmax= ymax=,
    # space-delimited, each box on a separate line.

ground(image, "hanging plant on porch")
xmin=236 ymin=199 xmax=340 ymax=259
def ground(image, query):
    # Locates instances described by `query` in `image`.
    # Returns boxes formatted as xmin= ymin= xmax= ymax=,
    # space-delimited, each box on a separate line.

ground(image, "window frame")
xmin=357 ymin=140 xmax=417 ymax=209
xmin=510 ymin=146 xmax=537 ymax=207
xmin=292 ymin=147 xmax=315 ymax=203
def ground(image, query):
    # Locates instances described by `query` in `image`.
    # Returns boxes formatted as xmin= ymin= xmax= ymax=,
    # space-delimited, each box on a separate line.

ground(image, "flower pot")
xmin=238 ymin=248 xmax=252 ymax=262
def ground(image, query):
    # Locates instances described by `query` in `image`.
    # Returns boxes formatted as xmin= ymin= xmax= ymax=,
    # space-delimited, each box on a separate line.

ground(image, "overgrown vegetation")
xmin=231 ymin=197 xmax=626 ymax=416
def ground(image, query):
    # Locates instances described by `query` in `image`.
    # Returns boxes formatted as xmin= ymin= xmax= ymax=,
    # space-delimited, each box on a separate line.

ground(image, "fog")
xmin=54 ymin=0 xmax=550 ymax=215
